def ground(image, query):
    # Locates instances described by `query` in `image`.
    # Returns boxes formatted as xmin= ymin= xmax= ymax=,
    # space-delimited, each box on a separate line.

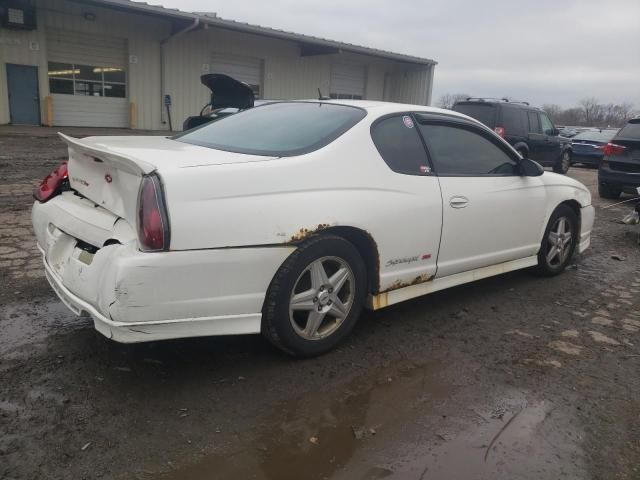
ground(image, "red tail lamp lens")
xmin=602 ymin=143 xmax=626 ymax=156
xmin=137 ymin=175 xmax=170 ymax=252
xmin=34 ymin=162 xmax=68 ymax=202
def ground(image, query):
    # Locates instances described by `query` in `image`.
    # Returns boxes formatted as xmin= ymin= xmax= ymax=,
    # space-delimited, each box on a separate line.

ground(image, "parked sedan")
xmin=571 ymin=129 xmax=619 ymax=167
xmin=32 ymin=101 xmax=595 ymax=357
xmin=598 ymin=118 xmax=640 ymax=199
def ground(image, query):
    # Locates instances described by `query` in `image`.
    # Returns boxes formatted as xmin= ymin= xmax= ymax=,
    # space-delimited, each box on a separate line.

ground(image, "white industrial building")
xmin=0 ymin=0 xmax=436 ymax=130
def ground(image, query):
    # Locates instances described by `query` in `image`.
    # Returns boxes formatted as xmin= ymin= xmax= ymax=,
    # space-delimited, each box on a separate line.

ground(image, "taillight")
xmin=33 ymin=162 xmax=68 ymax=202
xmin=137 ymin=174 xmax=170 ymax=252
xmin=601 ymin=143 xmax=626 ymax=156
xmin=494 ymin=126 xmax=505 ymax=138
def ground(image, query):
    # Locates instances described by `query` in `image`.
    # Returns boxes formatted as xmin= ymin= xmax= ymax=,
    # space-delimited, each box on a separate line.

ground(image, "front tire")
xmin=262 ymin=235 xmax=367 ymax=357
xmin=598 ymin=184 xmax=621 ymax=200
xmin=534 ymin=204 xmax=579 ymax=276
xmin=553 ymin=151 xmax=571 ymax=174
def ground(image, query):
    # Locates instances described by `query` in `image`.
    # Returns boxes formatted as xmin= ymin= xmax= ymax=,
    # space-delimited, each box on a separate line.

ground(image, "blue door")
xmin=7 ymin=64 xmax=40 ymax=125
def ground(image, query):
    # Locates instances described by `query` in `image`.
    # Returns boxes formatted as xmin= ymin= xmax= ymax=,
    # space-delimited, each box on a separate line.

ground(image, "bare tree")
xmin=579 ymin=97 xmax=600 ymax=125
xmin=543 ymin=104 xmax=563 ymax=124
xmin=437 ymin=93 xmax=471 ymax=110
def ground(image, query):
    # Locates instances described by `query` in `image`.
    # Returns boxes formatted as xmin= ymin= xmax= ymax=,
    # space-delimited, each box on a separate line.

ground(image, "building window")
xmin=48 ymin=62 xmax=126 ymax=98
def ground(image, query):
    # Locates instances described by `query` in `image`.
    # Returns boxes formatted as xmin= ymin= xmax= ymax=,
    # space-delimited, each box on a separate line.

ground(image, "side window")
xmin=418 ymin=123 xmax=519 ymax=176
xmin=539 ymin=113 xmax=554 ymax=134
xmin=527 ymin=112 xmax=541 ymax=133
xmin=371 ymin=115 xmax=431 ymax=176
xmin=501 ymin=107 xmax=525 ymax=135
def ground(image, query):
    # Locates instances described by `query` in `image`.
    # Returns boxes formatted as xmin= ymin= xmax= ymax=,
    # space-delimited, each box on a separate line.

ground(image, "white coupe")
xmin=32 ymin=101 xmax=594 ymax=356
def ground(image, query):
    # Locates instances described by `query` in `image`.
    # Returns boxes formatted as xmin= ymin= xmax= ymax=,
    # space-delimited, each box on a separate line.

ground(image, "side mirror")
xmin=519 ymin=157 xmax=544 ymax=177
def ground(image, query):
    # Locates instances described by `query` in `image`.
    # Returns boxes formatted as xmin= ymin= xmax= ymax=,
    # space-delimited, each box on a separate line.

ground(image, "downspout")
xmin=160 ymin=17 xmax=200 ymax=126
xmin=425 ymin=64 xmax=435 ymax=106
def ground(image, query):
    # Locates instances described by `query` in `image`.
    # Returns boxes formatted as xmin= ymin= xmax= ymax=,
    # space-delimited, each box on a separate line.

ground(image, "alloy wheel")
xmin=289 ymin=256 xmax=355 ymax=340
xmin=546 ymin=216 xmax=573 ymax=267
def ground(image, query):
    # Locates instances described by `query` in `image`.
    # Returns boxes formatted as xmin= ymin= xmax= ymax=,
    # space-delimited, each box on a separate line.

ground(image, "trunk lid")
xmin=200 ymin=73 xmax=255 ymax=110
xmin=61 ymin=133 xmax=274 ymax=224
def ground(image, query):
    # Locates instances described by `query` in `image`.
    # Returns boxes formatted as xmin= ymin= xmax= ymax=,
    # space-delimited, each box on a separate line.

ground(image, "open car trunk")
xmin=183 ymin=74 xmax=256 ymax=130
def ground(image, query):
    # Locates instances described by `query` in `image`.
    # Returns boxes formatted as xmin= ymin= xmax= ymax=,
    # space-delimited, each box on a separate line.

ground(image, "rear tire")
xmin=598 ymin=184 xmax=621 ymax=200
xmin=553 ymin=151 xmax=571 ymax=174
xmin=534 ymin=204 xmax=579 ymax=276
xmin=262 ymin=235 xmax=367 ymax=357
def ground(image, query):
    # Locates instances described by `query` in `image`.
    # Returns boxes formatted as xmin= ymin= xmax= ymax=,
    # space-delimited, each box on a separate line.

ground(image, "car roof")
xmin=292 ymin=99 xmax=472 ymax=119
xmin=454 ymin=99 xmax=541 ymax=112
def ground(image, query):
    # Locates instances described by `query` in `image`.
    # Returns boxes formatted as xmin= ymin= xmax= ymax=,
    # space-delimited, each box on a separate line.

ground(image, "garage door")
xmin=211 ymin=53 xmax=263 ymax=98
xmin=330 ymin=64 xmax=366 ymax=99
xmin=46 ymin=30 xmax=128 ymax=127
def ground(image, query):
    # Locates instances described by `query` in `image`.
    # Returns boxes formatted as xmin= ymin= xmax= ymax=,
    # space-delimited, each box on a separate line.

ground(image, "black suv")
xmin=452 ymin=98 xmax=572 ymax=174
xmin=598 ymin=117 xmax=640 ymax=199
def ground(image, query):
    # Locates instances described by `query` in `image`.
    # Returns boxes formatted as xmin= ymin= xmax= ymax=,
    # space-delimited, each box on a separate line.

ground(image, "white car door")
xmin=369 ymin=113 xmax=443 ymax=290
xmin=415 ymin=115 xmax=547 ymax=278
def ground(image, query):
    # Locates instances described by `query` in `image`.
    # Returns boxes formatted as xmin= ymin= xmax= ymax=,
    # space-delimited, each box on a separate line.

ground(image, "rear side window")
xmin=176 ymin=102 xmax=366 ymax=156
xmin=418 ymin=123 xmax=519 ymax=176
xmin=452 ymin=103 xmax=497 ymax=128
xmin=371 ymin=115 xmax=431 ymax=176
xmin=527 ymin=112 xmax=541 ymax=133
xmin=501 ymin=107 xmax=525 ymax=135
xmin=617 ymin=122 xmax=640 ymax=139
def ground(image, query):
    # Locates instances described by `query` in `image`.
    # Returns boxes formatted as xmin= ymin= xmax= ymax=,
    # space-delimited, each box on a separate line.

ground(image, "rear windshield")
xmin=452 ymin=103 xmax=497 ymax=128
xmin=573 ymin=130 xmax=618 ymax=142
xmin=176 ymin=102 xmax=366 ymax=156
xmin=617 ymin=122 xmax=640 ymax=140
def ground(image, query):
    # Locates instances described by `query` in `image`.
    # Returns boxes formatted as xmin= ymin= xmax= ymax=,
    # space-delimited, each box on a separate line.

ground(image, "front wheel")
xmin=598 ymin=183 xmax=621 ymax=200
xmin=262 ymin=235 xmax=367 ymax=357
xmin=534 ymin=204 xmax=579 ymax=276
xmin=553 ymin=151 xmax=571 ymax=174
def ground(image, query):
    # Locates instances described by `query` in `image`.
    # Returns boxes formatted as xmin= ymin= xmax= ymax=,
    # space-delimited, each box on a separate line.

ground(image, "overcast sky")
xmin=158 ymin=0 xmax=640 ymax=109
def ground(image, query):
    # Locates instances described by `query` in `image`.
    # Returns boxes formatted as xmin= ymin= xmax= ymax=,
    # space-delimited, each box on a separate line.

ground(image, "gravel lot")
xmin=1 ymin=126 xmax=639 ymax=480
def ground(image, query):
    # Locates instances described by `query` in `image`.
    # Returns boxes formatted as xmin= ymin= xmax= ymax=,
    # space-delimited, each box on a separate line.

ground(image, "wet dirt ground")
xmin=1 ymin=127 xmax=640 ymax=480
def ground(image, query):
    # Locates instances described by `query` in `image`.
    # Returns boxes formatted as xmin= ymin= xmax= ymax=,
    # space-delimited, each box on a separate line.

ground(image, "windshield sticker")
xmin=419 ymin=165 xmax=431 ymax=174
xmin=402 ymin=116 xmax=414 ymax=128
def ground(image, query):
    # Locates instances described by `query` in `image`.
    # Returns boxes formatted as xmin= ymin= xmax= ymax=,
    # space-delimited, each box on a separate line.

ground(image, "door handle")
xmin=449 ymin=196 xmax=469 ymax=208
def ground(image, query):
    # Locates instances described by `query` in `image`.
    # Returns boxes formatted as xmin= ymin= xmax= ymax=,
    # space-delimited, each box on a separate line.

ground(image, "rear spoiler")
xmin=58 ymin=133 xmax=156 ymax=176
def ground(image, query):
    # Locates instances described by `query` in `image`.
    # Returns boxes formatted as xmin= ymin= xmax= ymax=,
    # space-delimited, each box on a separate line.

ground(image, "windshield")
xmin=573 ymin=130 xmax=618 ymax=142
xmin=176 ymin=102 xmax=366 ymax=156
xmin=452 ymin=103 xmax=497 ymax=128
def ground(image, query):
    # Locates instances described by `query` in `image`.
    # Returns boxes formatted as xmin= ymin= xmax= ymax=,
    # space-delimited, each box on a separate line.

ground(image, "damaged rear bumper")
xmin=38 ymin=240 xmax=294 ymax=343
xmin=33 ymin=198 xmax=294 ymax=343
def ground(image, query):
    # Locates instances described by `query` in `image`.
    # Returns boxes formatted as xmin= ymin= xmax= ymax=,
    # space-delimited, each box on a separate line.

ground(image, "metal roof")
xmin=86 ymin=0 xmax=437 ymax=66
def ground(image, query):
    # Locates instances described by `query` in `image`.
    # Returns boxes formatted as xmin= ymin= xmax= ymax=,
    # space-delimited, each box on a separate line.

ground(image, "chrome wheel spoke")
xmin=309 ymin=260 xmax=329 ymax=290
xmin=562 ymin=234 xmax=572 ymax=247
xmin=290 ymin=289 xmax=317 ymax=311
xmin=304 ymin=309 xmax=326 ymax=337
xmin=328 ymin=297 xmax=349 ymax=320
xmin=557 ymin=218 xmax=566 ymax=235
xmin=546 ymin=245 xmax=559 ymax=264
xmin=328 ymin=267 xmax=349 ymax=295
xmin=548 ymin=232 xmax=559 ymax=242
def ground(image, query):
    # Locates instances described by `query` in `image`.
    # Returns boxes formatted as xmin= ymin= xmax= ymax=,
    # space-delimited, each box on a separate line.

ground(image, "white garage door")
xmin=211 ymin=53 xmax=263 ymax=98
xmin=330 ymin=64 xmax=367 ymax=99
xmin=47 ymin=30 xmax=128 ymax=127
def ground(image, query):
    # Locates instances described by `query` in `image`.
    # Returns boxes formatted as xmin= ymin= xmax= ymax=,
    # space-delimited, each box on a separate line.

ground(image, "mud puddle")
xmin=158 ymin=361 xmax=453 ymax=480
xmin=158 ymin=363 xmax=585 ymax=480
xmin=0 ymin=297 xmax=89 ymax=358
